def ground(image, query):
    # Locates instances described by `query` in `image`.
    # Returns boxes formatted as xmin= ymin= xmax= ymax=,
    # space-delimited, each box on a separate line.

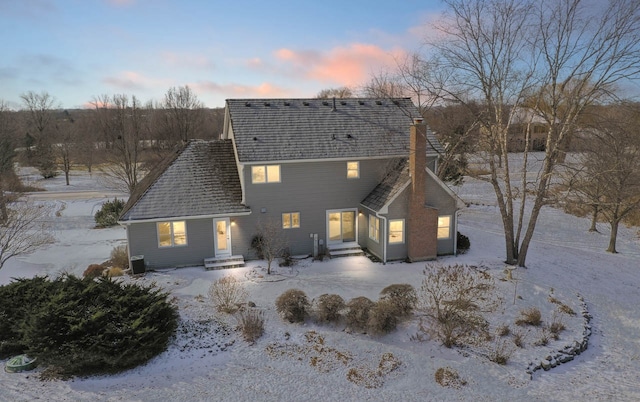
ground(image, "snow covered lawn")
xmin=1 ymin=167 xmax=639 ymax=401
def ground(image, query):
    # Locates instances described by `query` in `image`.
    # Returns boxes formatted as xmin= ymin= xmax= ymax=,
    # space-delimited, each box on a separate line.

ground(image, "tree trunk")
xmin=607 ymin=219 xmax=619 ymax=253
xmin=589 ymin=205 xmax=599 ymax=232
xmin=0 ymin=177 xmax=7 ymax=224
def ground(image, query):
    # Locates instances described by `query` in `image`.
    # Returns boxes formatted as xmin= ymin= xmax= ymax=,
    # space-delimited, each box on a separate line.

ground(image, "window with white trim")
xmin=388 ymin=219 xmax=404 ymax=244
xmin=368 ymin=215 xmax=380 ymax=242
xmin=347 ymin=161 xmax=359 ymax=179
xmin=252 ymin=165 xmax=281 ymax=183
xmin=157 ymin=221 xmax=187 ymax=247
xmin=282 ymin=212 xmax=300 ymax=229
xmin=438 ymin=216 xmax=452 ymax=239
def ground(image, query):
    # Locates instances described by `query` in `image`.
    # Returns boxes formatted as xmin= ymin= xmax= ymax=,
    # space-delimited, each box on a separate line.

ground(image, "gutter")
xmin=118 ymin=210 xmax=252 ymax=225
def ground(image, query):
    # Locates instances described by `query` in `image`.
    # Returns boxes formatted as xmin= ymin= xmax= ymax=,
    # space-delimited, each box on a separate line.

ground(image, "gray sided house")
xmin=119 ymin=98 xmax=464 ymax=269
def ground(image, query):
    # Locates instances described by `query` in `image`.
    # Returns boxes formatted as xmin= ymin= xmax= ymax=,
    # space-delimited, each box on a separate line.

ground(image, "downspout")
xmin=378 ymin=213 xmax=387 ymax=264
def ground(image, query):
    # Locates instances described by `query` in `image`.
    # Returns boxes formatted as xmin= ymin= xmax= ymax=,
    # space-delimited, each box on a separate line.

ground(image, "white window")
xmin=157 ymin=221 xmax=187 ymax=247
xmin=252 ymin=165 xmax=281 ymax=183
xmin=438 ymin=216 xmax=452 ymax=239
xmin=388 ymin=219 xmax=404 ymax=244
xmin=347 ymin=161 xmax=359 ymax=179
xmin=368 ymin=215 xmax=380 ymax=242
xmin=282 ymin=212 xmax=300 ymax=229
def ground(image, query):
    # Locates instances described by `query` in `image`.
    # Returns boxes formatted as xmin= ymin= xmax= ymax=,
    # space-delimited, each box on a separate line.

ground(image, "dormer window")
xmin=252 ymin=165 xmax=281 ymax=183
xmin=347 ymin=161 xmax=359 ymax=179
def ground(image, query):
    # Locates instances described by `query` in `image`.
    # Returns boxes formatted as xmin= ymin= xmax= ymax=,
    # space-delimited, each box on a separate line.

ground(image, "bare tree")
xmin=20 ymin=91 xmax=60 ymax=178
xmin=56 ymin=110 xmax=77 ymax=186
xmin=0 ymin=199 xmax=55 ymax=270
xmin=428 ymin=0 xmax=640 ymax=267
xmin=160 ymin=85 xmax=204 ymax=144
xmin=254 ymin=219 xmax=289 ymax=275
xmin=564 ymin=103 xmax=640 ymax=253
xmin=91 ymin=94 xmax=150 ymax=194
xmin=316 ymin=87 xmax=353 ymax=98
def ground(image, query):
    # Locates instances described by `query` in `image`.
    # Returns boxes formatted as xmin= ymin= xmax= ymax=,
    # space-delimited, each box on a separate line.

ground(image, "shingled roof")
xmin=119 ymin=140 xmax=249 ymax=222
xmin=360 ymin=159 xmax=411 ymax=214
xmin=226 ymin=98 xmax=443 ymax=163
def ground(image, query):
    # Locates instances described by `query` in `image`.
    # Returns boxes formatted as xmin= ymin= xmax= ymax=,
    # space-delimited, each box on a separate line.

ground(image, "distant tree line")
xmin=0 ymin=86 xmax=224 ymax=194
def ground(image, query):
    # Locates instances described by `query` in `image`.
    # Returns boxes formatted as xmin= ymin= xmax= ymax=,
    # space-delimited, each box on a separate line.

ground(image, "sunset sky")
xmin=0 ymin=0 xmax=444 ymax=109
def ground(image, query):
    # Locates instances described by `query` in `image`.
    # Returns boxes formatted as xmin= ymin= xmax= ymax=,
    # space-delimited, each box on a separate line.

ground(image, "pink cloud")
xmin=191 ymin=81 xmax=292 ymax=98
xmin=273 ymin=43 xmax=406 ymax=87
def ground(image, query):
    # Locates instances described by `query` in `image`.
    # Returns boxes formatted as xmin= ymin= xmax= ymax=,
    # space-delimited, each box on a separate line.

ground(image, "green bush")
xmin=94 ymin=198 xmax=126 ymax=228
xmin=314 ymin=293 xmax=345 ymax=323
xmin=379 ymin=284 xmax=417 ymax=317
xmin=345 ymin=296 xmax=375 ymax=333
xmin=457 ymin=232 xmax=470 ymax=253
xmin=275 ymin=289 xmax=310 ymax=323
xmin=0 ymin=275 xmax=178 ymax=377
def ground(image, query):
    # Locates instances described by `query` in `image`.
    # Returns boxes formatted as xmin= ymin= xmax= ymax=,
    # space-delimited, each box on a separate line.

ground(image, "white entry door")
xmin=213 ymin=218 xmax=231 ymax=257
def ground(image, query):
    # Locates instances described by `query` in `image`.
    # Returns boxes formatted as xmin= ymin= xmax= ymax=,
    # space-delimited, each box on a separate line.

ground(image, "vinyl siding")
xmin=385 ymin=188 xmax=409 ymax=261
xmin=240 ymin=158 xmax=398 ymax=256
xmin=425 ymin=173 xmax=458 ymax=255
xmin=127 ymin=218 xmax=215 ymax=268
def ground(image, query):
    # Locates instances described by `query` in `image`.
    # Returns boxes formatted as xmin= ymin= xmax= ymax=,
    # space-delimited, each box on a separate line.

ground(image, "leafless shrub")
xmin=418 ymin=264 xmax=498 ymax=347
xmin=512 ymin=328 xmax=526 ymax=348
xmin=548 ymin=296 xmax=576 ymax=316
xmin=515 ymin=307 xmax=542 ymax=326
xmin=534 ymin=332 xmax=549 ymax=347
xmin=83 ymin=264 xmax=105 ymax=279
xmin=487 ymin=339 xmax=514 ymax=365
xmin=434 ymin=367 xmax=467 ymax=388
xmin=496 ymin=323 xmax=511 ymax=337
xmin=236 ymin=308 xmax=265 ymax=344
xmin=314 ymin=293 xmax=345 ymax=323
xmin=275 ymin=289 xmax=310 ymax=323
xmin=345 ymin=296 xmax=375 ymax=333
xmin=547 ymin=312 xmax=566 ymax=340
xmin=367 ymin=300 xmax=399 ymax=335
xmin=379 ymin=283 xmax=417 ymax=317
xmin=110 ymin=245 xmax=129 ymax=269
xmin=105 ymin=266 xmax=124 ymax=277
xmin=209 ymin=275 xmax=248 ymax=314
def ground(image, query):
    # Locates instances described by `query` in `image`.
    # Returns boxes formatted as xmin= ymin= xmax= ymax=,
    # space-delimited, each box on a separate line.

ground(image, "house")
xmin=119 ymin=98 xmax=464 ymax=269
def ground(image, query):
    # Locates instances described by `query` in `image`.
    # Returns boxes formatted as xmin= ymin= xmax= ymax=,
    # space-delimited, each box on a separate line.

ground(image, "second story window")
xmin=252 ymin=165 xmax=281 ymax=183
xmin=347 ymin=161 xmax=359 ymax=179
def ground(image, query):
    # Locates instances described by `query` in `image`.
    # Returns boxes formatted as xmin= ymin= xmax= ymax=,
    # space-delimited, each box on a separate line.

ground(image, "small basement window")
xmin=157 ymin=221 xmax=187 ymax=247
xmin=282 ymin=212 xmax=300 ymax=229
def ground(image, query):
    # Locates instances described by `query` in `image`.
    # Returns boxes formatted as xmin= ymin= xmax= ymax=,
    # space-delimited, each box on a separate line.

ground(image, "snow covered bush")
xmin=314 ymin=293 xmax=345 ymax=323
xmin=367 ymin=299 xmax=399 ymax=335
xmin=379 ymin=283 xmax=417 ymax=317
xmin=94 ymin=198 xmax=125 ymax=228
xmin=209 ymin=275 xmax=248 ymax=314
xmin=345 ymin=296 xmax=375 ymax=333
xmin=515 ymin=307 xmax=542 ymax=326
xmin=275 ymin=289 xmax=310 ymax=323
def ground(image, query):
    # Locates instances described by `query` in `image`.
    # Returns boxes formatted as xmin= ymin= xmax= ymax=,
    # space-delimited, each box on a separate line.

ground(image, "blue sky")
xmin=0 ymin=0 xmax=444 ymax=109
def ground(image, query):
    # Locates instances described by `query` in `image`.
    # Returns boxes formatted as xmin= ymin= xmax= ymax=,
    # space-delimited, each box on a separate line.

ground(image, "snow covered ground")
xmin=1 ymin=161 xmax=640 ymax=401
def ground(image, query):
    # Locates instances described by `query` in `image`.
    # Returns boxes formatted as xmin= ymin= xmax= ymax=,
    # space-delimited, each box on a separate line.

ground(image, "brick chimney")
xmin=407 ymin=118 xmax=438 ymax=262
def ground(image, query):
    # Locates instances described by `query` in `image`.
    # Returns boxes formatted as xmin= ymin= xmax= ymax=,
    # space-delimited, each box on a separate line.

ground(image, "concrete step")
xmin=204 ymin=255 xmax=245 ymax=270
xmin=327 ymin=245 xmax=364 ymax=258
